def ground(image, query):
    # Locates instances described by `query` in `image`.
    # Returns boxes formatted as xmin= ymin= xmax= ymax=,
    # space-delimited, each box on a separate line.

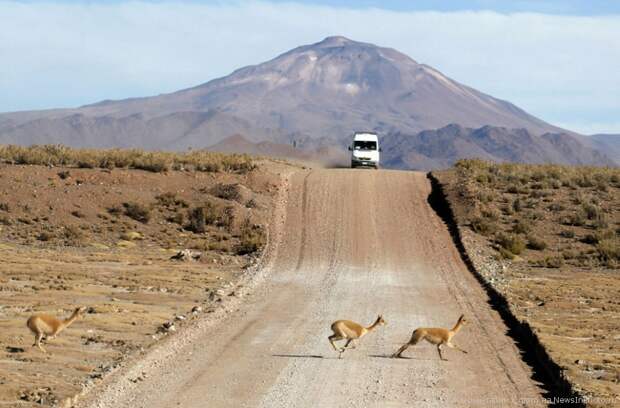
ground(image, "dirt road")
xmin=85 ymin=169 xmax=545 ymax=407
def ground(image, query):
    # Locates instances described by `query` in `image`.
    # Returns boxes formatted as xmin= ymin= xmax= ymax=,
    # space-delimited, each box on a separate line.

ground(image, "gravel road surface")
xmin=85 ymin=169 xmax=545 ymax=407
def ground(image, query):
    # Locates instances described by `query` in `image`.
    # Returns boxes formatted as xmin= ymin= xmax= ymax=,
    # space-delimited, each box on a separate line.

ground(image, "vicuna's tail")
xmin=409 ymin=329 xmax=423 ymax=345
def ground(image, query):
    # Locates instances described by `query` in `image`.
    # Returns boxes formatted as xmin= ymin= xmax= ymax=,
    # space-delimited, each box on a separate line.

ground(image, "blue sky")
xmin=1 ymin=0 xmax=619 ymax=134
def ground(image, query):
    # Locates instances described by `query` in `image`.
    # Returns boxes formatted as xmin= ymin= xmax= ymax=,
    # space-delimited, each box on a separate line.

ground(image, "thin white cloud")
xmin=0 ymin=1 xmax=619 ymax=133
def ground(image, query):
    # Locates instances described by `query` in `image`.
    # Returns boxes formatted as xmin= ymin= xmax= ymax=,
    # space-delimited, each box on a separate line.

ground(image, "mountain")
xmin=0 ymin=36 xmax=613 ymax=168
xmin=587 ymin=134 xmax=620 ymax=164
xmin=382 ymin=125 xmax=614 ymax=170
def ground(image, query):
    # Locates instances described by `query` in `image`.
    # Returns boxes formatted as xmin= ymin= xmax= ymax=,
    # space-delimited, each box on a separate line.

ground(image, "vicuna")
xmin=328 ymin=315 xmax=385 ymax=358
xmin=27 ymin=306 xmax=87 ymax=353
xmin=391 ymin=315 xmax=468 ymax=360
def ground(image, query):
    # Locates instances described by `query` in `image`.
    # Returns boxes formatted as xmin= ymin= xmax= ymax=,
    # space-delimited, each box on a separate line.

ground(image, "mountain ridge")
xmin=0 ymin=36 xmax=612 ymax=169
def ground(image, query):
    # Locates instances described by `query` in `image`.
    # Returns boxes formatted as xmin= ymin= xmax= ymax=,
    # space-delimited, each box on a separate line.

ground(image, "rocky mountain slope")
xmin=382 ymin=125 xmax=615 ymax=170
xmin=0 ymin=36 xmax=613 ymax=168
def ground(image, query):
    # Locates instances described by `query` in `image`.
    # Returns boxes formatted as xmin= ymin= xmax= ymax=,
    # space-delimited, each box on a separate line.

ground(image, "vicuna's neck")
xmin=366 ymin=318 xmax=382 ymax=332
xmin=451 ymin=319 xmax=463 ymax=333
xmin=62 ymin=311 xmax=80 ymax=328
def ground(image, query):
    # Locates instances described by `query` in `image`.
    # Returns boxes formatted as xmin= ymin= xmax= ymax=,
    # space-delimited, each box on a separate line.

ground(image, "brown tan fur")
xmin=391 ymin=315 xmax=468 ymax=361
xmin=26 ymin=307 xmax=86 ymax=352
xmin=328 ymin=315 xmax=385 ymax=358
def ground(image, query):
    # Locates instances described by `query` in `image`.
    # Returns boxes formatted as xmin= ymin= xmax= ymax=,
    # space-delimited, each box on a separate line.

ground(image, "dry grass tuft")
xmin=454 ymin=159 xmax=619 ymax=268
xmin=0 ymin=144 xmax=255 ymax=174
xmin=122 ymin=202 xmax=151 ymax=223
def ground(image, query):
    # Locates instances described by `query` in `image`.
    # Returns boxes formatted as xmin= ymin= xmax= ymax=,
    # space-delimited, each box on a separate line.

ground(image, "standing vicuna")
xmin=27 ymin=306 xmax=87 ymax=353
xmin=391 ymin=315 xmax=468 ymax=361
xmin=328 ymin=315 xmax=386 ymax=358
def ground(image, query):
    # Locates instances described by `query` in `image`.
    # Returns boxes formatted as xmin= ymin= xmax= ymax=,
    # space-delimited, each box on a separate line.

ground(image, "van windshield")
xmin=354 ymin=141 xmax=377 ymax=151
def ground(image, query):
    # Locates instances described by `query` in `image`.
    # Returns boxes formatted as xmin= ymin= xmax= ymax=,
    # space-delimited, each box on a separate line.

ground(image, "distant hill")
xmin=587 ymin=134 xmax=620 ymax=164
xmin=0 ymin=36 xmax=614 ymax=168
xmin=382 ymin=125 xmax=615 ymax=170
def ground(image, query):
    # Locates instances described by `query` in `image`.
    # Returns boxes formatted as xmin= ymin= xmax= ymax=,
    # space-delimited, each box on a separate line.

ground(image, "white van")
xmin=348 ymin=132 xmax=381 ymax=169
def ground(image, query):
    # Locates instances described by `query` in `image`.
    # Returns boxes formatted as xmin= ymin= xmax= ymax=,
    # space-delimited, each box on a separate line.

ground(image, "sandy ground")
xmin=433 ymin=166 xmax=620 ymax=406
xmin=0 ymin=161 xmax=289 ymax=407
xmin=82 ymin=169 xmax=546 ymax=408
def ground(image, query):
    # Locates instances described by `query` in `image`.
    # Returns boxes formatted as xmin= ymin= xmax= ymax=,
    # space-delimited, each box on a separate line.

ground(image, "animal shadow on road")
xmin=272 ymin=354 xmax=324 ymax=359
xmin=369 ymin=354 xmax=432 ymax=361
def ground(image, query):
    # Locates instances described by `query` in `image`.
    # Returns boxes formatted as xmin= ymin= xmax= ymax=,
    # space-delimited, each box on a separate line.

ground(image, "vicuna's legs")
xmin=437 ymin=344 xmax=446 ymax=361
xmin=447 ymin=342 xmax=467 ymax=354
xmin=33 ymin=333 xmax=46 ymax=353
xmin=392 ymin=331 xmax=420 ymax=358
xmin=344 ymin=339 xmax=357 ymax=349
xmin=391 ymin=342 xmax=411 ymax=358
xmin=328 ymin=335 xmax=344 ymax=352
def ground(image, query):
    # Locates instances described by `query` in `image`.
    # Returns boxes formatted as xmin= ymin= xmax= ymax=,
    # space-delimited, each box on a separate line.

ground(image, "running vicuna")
xmin=391 ymin=315 xmax=468 ymax=360
xmin=328 ymin=315 xmax=385 ymax=358
xmin=27 ymin=306 xmax=87 ymax=352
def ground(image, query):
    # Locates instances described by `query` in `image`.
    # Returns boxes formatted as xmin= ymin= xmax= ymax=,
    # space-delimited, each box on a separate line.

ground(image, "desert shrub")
xmin=0 ymin=144 xmax=255 ymax=174
xmin=511 ymin=219 xmax=531 ymax=234
xmin=166 ymin=212 xmax=185 ymax=225
xmin=531 ymin=256 xmax=563 ymax=268
xmin=37 ymin=231 xmax=53 ymax=241
xmin=530 ymin=171 xmax=547 ymax=182
xmin=470 ymin=217 xmax=497 ymax=236
xmin=496 ymin=233 xmax=526 ymax=255
xmin=476 ymin=173 xmax=491 ymax=184
xmin=529 ymin=189 xmax=550 ymax=199
xmin=527 ymin=235 xmax=547 ymax=250
xmin=71 ymin=210 xmax=84 ymax=218
xmin=0 ymin=202 xmax=9 ymax=212
xmin=564 ymin=210 xmax=587 ymax=226
xmin=550 ymin=179 xmax=561 ymax=189
xmin=187 ymin=201 xmax=226 ymax=232
xmin=208 ymin=241 xmax=232 ymax=252
xmin=596 ymin=239 xmax=620 ymax=263
xmin=595 ymin=181 xmax=608 ymax=192
xmin=155 ymin=192 xmax=178 ymax=207
xmin=107 ymin=205 xmax=123 ymax=216
xmin=548 ymin=203 xmax=565 ymax=212
xmin=560 ymin=229 xmax=575 ymax=239
xmin=234 ymin=219 xmax=265 ymax=255
xmin=63 ymin=225 xmax=86 ymax=246
xmin=155 ymin=192 xmax=187 ymax=208
xmin=210 ymin=183 xmax=240 ymax=201
xmin=573 ymin=174 xmax=594 ymax=188
xmin=57 ymin=170 xmax=71 ymax=180
xmin=581 ymin=234 xmax=599 ymax=245
xmin=132 ymin=153 xmax=172 ymax=172
xmin=512 ymin=199 xmax=522 ymax=213
xmin=187 ymin=207 xmax=206 ymax=233
xmin=582 ymin=203 xmax=602 ymax=220
xmin=76 ymin=155 xmax=97 ymax=169
xmin=499 ymin=247 xmax=515 ymax=260
xmin=245 ymin=198 xmax=257 ymax=209
xmin=592 ymin=216 xmax=609 ymax=230
xmin=562 ymin=249 xmax=579 ymax=260
xmin=0 ymin=215 xmax=11 ymax=225
xmin=122 ymin=202 xmax=151 ymax=223
xmin=205 ymin=202 xmax=223 ymax=226
xmin=581 ymin=230 xmax=613 ymax=245
xmin=481 ymin=207 xmax=501 ymax=221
